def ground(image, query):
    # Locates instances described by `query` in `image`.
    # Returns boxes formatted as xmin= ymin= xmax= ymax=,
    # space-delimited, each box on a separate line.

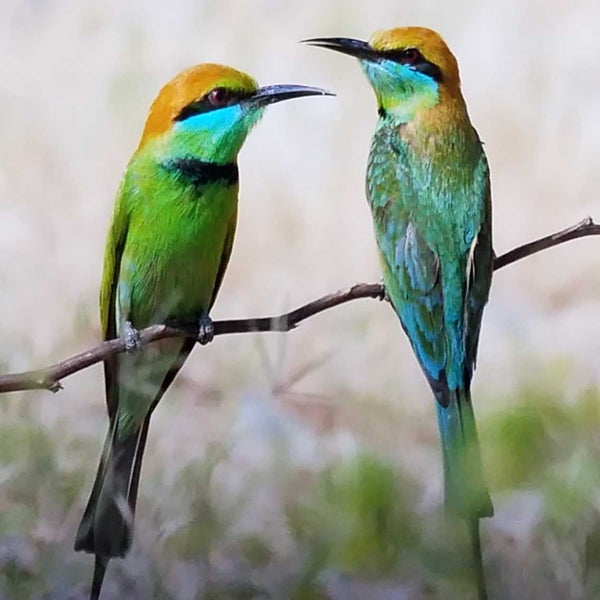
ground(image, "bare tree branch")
xmin=493 ymin=216 xmax=600 ymax=270
xmin=0 ymin=217 xmax=598 ymax=394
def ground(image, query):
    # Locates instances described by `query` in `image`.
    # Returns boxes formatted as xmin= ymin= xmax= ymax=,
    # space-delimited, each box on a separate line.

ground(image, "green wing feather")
xmin=99 ymin=187 xmax=130 ymax=420
xmin=209 ymin=209 xmax=237 ymax=309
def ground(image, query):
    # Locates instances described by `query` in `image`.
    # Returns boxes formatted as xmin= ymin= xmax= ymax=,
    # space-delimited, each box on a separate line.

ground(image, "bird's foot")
xmin=378 ymin=279 xmax=390 ymax=303
xmin=197 ymin=312 xmax=214 ymax=346
xmin=123 ymin=321 xmax=142 ymax=352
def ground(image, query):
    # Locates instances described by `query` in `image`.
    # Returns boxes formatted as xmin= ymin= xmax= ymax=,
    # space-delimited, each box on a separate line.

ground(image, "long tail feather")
xmin=90 ymin=555 xmax=108 ymax=600
xmin=75 ymin=416 xmax=151 ymax=558
xmin=435 ymin=388 xmax=492 ymax=518
xmin=468 ymin=517 xmax=488 ymax=600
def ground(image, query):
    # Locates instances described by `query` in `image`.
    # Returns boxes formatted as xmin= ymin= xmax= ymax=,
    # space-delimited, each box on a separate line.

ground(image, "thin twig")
xmin=0 ymin=217 xmax=597 ymax=394
xmin=493 ymin=216 xmax=600 ymax=270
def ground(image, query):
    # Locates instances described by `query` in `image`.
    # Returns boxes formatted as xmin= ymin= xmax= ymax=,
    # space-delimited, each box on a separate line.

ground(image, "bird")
xmin=74 ymin=62 xmax=331 ymax=599
xmin=304 ymin=27 xmax=493 ymax=596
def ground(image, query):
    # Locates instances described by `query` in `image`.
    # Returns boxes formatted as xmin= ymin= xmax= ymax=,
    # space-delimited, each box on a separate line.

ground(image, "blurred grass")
xmin=1 ymin=374 xmax=600 ymax=598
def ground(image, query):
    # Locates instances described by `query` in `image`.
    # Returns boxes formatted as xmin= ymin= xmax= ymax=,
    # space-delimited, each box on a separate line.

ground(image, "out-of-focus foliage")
xmin=2 ymin=379 xmax=600 ymax=598
xmin=287 ymin=452 xmax=418 ymax=574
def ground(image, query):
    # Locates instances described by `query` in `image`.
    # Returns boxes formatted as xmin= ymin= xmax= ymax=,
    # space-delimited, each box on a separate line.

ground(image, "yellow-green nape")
xmin=370 ymin=26 xmax=460 ymax=88
xmin=138 ymin=63 xmax=258 ymax=148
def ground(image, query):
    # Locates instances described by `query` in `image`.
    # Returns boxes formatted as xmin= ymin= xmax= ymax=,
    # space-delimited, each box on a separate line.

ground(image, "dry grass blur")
xmin=1 ymin=1 xmax=599 ymax=598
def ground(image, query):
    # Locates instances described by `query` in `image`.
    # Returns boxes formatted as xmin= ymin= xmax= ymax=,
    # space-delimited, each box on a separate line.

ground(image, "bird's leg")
xmin=197 ymin=311 xmax=214 ymax=346
xmin=122 ymin=320 xmax=142 ymax=352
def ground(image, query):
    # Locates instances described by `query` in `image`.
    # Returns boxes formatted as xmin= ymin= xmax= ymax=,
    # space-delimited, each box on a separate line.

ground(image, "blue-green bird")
xmin=74 ymin=63 xmax=330 ymax=599
xmin=306 ymin=26 xmax=493 ymax=591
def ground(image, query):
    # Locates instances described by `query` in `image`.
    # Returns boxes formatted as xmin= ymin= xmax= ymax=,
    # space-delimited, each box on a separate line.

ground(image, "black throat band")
xmin=161 ymin=158 xmax=239 ymax=189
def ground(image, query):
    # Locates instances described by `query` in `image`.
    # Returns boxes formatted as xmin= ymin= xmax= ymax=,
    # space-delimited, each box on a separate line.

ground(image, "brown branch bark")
xmin=0 ymin=217 xmax=597 ymax=394
xmin=493 ymin=216 xmax=600 ymax=270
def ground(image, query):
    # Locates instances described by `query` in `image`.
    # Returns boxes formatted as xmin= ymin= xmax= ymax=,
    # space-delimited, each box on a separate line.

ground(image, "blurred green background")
xmin=1 ymin=0 xmax=600 ymax=598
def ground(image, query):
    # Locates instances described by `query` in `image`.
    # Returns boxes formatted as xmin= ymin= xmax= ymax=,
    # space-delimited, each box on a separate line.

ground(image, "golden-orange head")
xmin=305 ymin=27 xmax=463 ymax=121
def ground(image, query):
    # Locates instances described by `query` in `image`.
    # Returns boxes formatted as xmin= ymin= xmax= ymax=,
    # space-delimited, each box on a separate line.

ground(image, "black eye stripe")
xmin=410 ymin=59 xmax=443 ymax=83
xmin=376 ymin=47 xmax=444 ymax=83
xmin=173 ymin=89 xmax=252 ymax=122
xmin=174 ymin=98 xmax=214 ymax=121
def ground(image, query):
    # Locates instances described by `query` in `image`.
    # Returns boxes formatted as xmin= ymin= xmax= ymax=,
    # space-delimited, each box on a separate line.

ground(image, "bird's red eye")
xmin=208 ymin=87 xmax=230 ymax=107
xmin=401 ymin=48 xmax=421 ymax=64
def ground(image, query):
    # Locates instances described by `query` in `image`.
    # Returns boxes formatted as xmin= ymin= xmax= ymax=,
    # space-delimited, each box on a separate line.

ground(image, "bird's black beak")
xmin=247 ymin=84 xmax=333 ymax=108
xmin=302 ymin=37 xmax=376 ymax=61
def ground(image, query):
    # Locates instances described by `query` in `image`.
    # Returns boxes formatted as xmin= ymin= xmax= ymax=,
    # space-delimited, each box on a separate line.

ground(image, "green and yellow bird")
xmin=306 ymin=27 xmax=493 ymax=595
xmin=74 ymin=63 xmax=330 ymax=598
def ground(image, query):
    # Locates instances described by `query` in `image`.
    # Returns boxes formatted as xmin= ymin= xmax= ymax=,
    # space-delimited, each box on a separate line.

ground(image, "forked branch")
xmin=0 ymin=217 xmax=597 ymax=394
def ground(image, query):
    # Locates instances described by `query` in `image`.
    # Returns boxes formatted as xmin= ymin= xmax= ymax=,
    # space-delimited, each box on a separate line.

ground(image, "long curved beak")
xmin=302 ymin=37 xmax=376 ymax=60
xmin=246 ymin=84 xmax=334 ymax=108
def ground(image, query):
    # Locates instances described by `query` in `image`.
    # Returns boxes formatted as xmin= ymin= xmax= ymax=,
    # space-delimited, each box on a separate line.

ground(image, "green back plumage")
xmin=368 ymin=113 xmax=492 ymax=393
xmin=368 ymin=93 xmax=494 ymax=523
